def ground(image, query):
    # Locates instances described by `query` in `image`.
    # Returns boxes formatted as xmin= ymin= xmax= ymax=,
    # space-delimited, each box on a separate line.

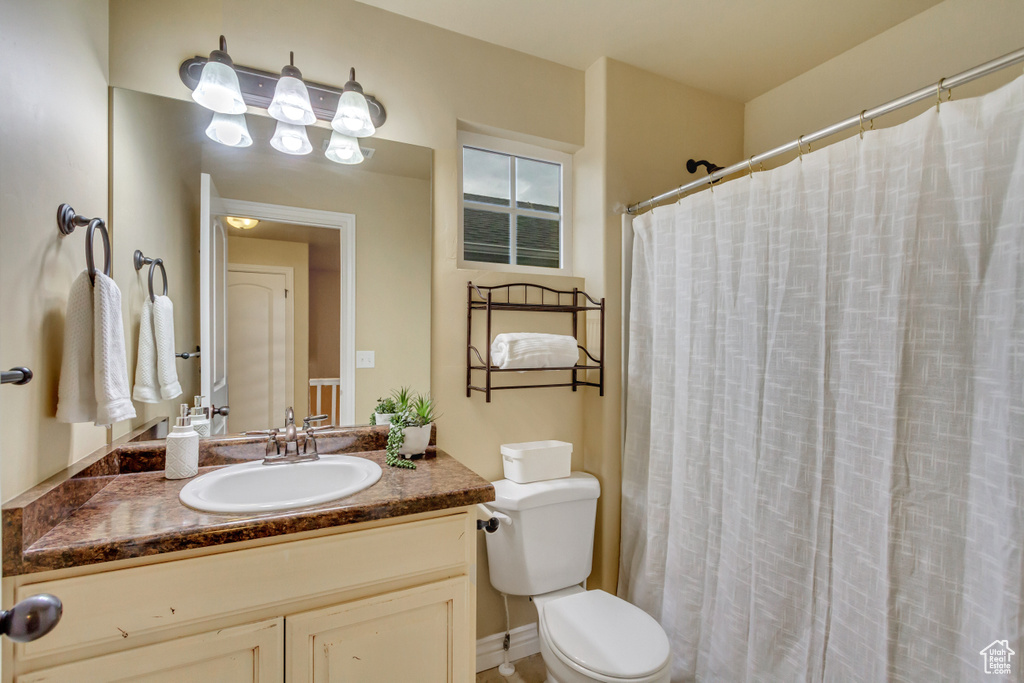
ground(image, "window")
xmin=458 ymin=131 xmax=572 ymax=275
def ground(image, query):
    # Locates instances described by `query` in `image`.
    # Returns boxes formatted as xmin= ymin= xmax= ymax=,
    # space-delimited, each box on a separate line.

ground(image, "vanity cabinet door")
xmin=286 ymin=577 xmax=473 ymax=683
xmin=16 ymin=618 xmax=283 ymax=683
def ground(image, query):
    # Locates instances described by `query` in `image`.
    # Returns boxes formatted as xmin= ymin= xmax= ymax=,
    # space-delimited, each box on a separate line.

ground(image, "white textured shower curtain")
xmin=620 ymin=76 xmax=1024 ymax=682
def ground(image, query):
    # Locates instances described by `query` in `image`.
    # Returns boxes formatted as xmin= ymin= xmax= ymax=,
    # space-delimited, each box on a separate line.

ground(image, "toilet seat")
xmin=540 ymin=590 xmax=670 ymax=680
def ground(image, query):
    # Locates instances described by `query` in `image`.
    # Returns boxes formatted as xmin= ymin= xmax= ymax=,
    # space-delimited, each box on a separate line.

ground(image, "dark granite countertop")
xmin=3 ymin=424 xmax=494 ymax=576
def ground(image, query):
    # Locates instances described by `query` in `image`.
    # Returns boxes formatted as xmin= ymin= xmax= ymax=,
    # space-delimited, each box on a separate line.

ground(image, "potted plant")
xmin=370 ymin=396 xmax=398 ymax=425
xmin=391 ymin=386 xmax=415 ymax=413
xmin=385 ymin=394 xmax=439 ymax=468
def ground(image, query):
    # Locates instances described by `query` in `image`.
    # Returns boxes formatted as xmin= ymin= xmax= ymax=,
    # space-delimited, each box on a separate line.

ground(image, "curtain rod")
xmin=627 ymin=46 xmax=1024 ymax=215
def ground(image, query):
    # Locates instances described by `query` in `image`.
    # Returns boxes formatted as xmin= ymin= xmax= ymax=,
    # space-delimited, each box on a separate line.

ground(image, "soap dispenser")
xmin=190 ymin=395 xmax=211 ymax=437
xmin=165 ymin=404 xmax=199 ymax=479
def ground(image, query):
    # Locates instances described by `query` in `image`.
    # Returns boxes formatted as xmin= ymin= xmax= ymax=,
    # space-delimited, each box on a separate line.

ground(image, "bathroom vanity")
xmin=2 ymin=425 xmax=493 ymax=682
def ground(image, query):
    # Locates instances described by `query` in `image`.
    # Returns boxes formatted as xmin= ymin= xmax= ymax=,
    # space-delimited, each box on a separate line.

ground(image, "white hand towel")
xmin=93 ymin=272 xmax=136 ymax=426
xmin=132 ymin=299 xmax=159 ymax=403
xmin=153 ymin=295 xmax=181 ymax=400
xmin=56 ymin=271 xmax=97 ymax=424
xmin=490 ymin=333 xmax=580 ymax=370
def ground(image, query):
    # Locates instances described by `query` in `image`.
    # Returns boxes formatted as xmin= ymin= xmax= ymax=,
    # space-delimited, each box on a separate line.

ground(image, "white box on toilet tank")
xmin=500 ymin=440 xmax=572 ymax=483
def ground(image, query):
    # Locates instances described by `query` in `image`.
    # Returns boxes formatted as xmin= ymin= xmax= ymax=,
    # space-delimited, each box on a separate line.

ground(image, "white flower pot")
xmin=398 ymin=424 xmax=432 ymax=456
xmin=375 ymin=412 xmax=394 ymax=425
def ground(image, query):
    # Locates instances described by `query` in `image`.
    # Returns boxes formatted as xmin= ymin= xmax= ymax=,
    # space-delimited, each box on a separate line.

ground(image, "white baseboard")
xmin=476 ymin=622 xmax=541 ymax=673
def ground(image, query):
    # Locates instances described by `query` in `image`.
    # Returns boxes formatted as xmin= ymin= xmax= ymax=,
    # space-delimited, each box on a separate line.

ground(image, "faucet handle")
xmin=302 ymin=414 xmax=330 ymax=430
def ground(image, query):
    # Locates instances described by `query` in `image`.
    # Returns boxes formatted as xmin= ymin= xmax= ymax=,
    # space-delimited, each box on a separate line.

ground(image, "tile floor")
xmin=476 ymin=653 xmax=547 ymax=683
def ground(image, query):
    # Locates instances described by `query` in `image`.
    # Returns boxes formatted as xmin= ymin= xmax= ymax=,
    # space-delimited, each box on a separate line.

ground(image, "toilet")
xmin=483 ymin=472 xmax=671 ymax=683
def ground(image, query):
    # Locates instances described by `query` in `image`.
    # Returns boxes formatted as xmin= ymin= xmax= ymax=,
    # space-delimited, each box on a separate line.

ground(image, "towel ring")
xmin=134 ymin=249 xmax=168 ymax=303
xmin=57 ymin=204 xmax=110 ymax=286
xmin=85 ymin=219 xmax=111 ymax=286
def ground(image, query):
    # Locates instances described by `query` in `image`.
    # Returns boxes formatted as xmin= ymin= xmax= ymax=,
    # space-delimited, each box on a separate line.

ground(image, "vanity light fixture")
xmin=331 ymin=68 xmax=376 ymax=138
xmin=268 ymin=52 xmax=316 ymax=126
xmin=270 ymin=120 xmax=313 ymax=155
xmin=225 ymin=216 xmax=259 ymax=230
xmin=325 ymin=130 xmax=364 ymax=165
xmin=204 ymin=112 xmax=252 ymax=147
xmin=191 ymin=36 xmax=246 ymax=115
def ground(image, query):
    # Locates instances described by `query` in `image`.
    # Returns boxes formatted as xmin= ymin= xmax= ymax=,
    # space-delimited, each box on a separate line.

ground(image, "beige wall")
xmin=573 ymin=58 xmax=746 ymax=592
xmin=0 ymin=0 xmax=110 ymax=500
xmin=309 ymin=268 xmax=340 ymax=379
xmin=745 ymin=0 xmax=1024 ymax=164
xmin=110 ymin=89 xmax=203 ymax=437
xmin=227 ymin=237 xmax=310 ymax=419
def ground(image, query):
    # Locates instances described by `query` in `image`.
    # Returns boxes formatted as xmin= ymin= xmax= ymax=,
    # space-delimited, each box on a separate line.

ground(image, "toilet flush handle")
xmin=476 ymin=503 xmax=512 ymax=532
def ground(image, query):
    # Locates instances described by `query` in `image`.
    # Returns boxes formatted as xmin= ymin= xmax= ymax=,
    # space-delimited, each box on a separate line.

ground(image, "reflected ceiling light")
xmin=331 ymin=68 xmax=376 ymax=138
xmin=225 ymin=216 xmax=259 ymax=230
xmin=204 ymin=112 xmax=252 ymax=147
xmin=191 ymin=36 xmax=246 ymax=115
xmin=270 ymin=120 xmax=313 ymax=155
xmin=268 ymin=52 xmax=316 ymax=125
xmin=325 ymin=131 xmax=364 ymax=165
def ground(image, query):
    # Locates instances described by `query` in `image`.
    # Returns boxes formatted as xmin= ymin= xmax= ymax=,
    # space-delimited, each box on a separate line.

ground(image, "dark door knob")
xmin=1 ymin=594 xmax=62 ymax=642
xmin=211 ymin=405 xmax=230 ymax=417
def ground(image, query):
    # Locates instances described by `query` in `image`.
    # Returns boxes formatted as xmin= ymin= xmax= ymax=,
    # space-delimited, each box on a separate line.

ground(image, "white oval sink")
xmin=179 ymin=455 xmax=382 ymax=514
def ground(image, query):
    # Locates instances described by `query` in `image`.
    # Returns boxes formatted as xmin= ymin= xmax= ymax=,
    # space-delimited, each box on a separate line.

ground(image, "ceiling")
xmin=227 ymin=220 xmax=341 ymax=271
xmin=354 ymin=0 xmax=942 ymax=101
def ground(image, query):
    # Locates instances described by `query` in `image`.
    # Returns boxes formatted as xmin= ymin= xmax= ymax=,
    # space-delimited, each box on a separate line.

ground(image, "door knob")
xmin=211 ymin=404 xmax=230 ymax=417
xmin=1 ymin=594 xmax=62 ymax=642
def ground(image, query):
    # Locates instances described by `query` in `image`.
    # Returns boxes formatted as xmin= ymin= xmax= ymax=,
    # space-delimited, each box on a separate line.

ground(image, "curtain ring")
xmin=747 ymin=156 xmax=755 ymax=176
xmin=858 ymin=110 xmax=867 ymax=139
xmin=796 ymin=135 xmax=805 ymax=160
xmin=936 ymin=77 xmax=945 ymax=112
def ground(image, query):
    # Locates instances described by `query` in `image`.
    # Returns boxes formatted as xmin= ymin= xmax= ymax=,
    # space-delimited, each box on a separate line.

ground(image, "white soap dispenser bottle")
xmin=190 ymin=395 xmax=211 ymax=437
xmin=165 ymin=404 xmax=199 ymax=479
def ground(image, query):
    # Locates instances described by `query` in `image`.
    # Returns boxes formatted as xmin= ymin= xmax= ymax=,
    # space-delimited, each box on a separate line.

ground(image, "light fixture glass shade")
xmin=268 ymin=76 xmax=316 ymax=125
xmin=204 ymin=112 xmax=252 ymax=147
xmin=192 ymin=61 xmax=246 ymax=114
xmin=332 ymin=90 xmax=376 ymax=138
xmin=325 ymin=131 xmax=364 ymax=164
xmin=270 ymin=120 xmax=313 ymax=155
xmin=225 ymin=216 xmax=259 ymax=229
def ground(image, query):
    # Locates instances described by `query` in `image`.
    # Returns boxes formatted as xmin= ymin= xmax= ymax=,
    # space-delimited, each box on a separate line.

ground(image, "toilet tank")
xmin=484 ymin=472 xmax=601 ymax=596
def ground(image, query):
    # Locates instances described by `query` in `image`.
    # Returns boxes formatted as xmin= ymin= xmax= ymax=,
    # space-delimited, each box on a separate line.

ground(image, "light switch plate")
xmin=356 ymin=351 xmax=375 ymax=368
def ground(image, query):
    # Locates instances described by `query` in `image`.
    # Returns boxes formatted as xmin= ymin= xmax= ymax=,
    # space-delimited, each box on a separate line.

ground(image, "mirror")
xmin=111 ymin=88 xmax=432 ymax=434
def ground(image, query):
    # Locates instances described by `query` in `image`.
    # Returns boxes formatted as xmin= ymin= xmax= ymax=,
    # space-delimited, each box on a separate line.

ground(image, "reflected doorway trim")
xmin=219 ymin=198 xmax=356 ymax=426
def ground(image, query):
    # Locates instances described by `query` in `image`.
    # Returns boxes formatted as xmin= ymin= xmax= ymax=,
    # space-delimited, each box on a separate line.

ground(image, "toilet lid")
xmin=542 ymin=590 xmax=670 ymax=679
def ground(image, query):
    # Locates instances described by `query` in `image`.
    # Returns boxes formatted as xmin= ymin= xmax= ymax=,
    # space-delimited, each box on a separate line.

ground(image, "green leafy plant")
xmin=391 ymin=386 xmax=415 ymax=412
xmin=369 ymin=396 xmax=399 ymax=425
xmin=407 ymin=394 xmax=439 ymax=427
xmin=385 ymin=411 xmax=416 ymax=469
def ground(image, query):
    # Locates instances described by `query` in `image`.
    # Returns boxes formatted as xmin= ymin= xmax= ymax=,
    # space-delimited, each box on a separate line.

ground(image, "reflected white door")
xmin=227 ymin=270 xmax=289 ymax=432
xmin=200 ymin=174 xmax=229 ymax=434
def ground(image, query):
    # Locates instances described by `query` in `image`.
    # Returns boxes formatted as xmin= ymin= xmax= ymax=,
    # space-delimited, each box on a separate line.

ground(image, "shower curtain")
xmin=620 ymin=76 xmax=1024 ymax=682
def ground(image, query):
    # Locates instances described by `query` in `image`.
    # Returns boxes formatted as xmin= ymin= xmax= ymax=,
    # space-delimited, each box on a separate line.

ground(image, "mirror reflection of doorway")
xmin=223 ymin=217 xmax=342 ymax=432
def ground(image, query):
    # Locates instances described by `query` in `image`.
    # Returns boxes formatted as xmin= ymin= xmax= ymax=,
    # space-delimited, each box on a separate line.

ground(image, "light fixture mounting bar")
xmin=179 ymin=57 xmax=386 ymax=128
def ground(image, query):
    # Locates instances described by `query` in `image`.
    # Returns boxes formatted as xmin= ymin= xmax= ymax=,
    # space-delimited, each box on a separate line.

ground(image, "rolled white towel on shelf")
xmin=490 ymin=333 xmax=580 ymax=370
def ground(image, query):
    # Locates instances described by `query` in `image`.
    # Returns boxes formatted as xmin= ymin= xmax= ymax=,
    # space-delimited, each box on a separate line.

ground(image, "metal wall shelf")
xmin=467 ymin=282 xmax=605 ymax=402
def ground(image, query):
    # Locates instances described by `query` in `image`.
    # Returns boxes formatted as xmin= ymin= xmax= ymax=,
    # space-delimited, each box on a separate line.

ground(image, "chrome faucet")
xmin=245 ymin=408 xmax=334 ymax=465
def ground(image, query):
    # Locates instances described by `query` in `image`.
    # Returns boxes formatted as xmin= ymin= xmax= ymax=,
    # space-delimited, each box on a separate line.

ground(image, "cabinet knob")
xmin=211 ymin=405 xmax=230 ymax=417
xmin=1 ymin=594 xmax=62 ymax=642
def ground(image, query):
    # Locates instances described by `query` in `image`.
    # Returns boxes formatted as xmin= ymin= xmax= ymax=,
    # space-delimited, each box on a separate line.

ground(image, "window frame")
xmin=457 ymin=131 xmax=573 ymax=276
